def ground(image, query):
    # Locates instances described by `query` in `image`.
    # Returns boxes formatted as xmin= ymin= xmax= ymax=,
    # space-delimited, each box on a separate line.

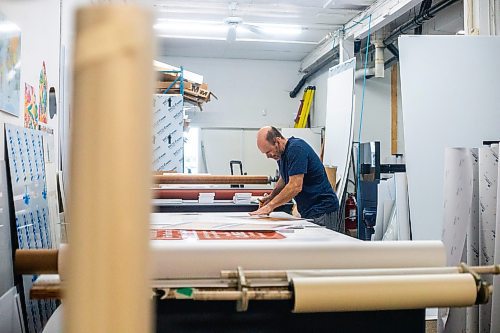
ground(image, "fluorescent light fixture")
xmin=154 ymin=20 xmax=227 ymax=34
xmin=236 ymin=38 xmax=316 ymax=45
xmin=0 ymin=21 xmax=20 ymax=33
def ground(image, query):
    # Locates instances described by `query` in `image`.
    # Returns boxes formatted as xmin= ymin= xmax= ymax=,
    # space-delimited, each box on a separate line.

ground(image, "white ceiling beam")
xmin=343 ymin=0 xmax=425 ymax=39
xmin=299 ymin=32 xmax=340 ymax=72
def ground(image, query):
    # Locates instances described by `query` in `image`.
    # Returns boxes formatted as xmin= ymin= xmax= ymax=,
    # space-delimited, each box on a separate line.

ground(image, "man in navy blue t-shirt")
xmin=250 ymin=126 xmax=342 ymax=232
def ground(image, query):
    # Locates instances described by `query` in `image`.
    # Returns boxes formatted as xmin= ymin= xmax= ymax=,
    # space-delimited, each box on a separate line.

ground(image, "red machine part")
xmin=345 ymin=194 xmax=357 ymax=230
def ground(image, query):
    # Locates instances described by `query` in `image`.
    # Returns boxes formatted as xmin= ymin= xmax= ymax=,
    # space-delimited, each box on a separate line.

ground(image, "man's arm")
xmin=259 ymin=177 xmax=285 ymax=206
xmin=250 ymin=174 xmax=303 ymax=215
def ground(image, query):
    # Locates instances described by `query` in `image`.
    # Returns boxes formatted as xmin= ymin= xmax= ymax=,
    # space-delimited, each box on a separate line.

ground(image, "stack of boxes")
xmin=198 ymin=192 xmax=215 ymax=204
xmin=232 ymin=193 xmax=252 ymax=205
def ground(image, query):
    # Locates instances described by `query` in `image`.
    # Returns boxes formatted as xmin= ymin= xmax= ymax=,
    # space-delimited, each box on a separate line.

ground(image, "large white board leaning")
xmin=323 ymin=58 xmax=356 ymax=202
xmin=399 ymin=35 xmax=500 ymax=240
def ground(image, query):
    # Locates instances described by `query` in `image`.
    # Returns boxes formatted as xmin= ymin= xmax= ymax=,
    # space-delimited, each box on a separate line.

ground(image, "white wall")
xmin=159 ymin=56 xmax=302 ymax=128
xmin=200 ymin=128 xmax=277 ymax=177
xmin=309 ymin=64 xmax=403 ymax=164
xmin=1 ymin=0 xmax=61 ymax=161
xmin=158 ymin=56 xmax=302 ymax=176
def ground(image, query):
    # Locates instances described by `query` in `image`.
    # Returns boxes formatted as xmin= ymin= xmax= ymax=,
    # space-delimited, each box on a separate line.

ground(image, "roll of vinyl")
xmin=286 ymin=266 xmax=461 ymax=279
xmin=154 ymin=174 xmax=270 ymax=185
xmin=59 ymin=241 xmax=446 ymax=280
xmin=66 ymin=5 xmax=153 ymax=333
xmin=479 ymin=145 xmax=498 ymax=333
xmin=292 ymin=274 xmax=477 ymax=313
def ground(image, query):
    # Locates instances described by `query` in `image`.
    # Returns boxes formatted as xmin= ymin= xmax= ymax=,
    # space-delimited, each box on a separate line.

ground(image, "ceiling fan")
xmin=223 ymin=1 xmax=264 ymax=42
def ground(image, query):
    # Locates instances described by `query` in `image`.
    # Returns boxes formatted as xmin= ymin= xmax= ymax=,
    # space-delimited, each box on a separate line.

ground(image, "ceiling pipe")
xmin=291 ymin=0 xmax=460 ymax=98
xmin=383 ymin=0 xmax=461 ymax=46
xmin=373 ymin=39 xmax=385 ymax=78
xmin=363 ymin=0 xmax=457 ymax=63
xmin=385 ymin=43 xmax=399 ymax=59
xmin=290 ymin=50 xmax=338 ymax=98
xmin=354 ymin=57 xmax=398 ymax=81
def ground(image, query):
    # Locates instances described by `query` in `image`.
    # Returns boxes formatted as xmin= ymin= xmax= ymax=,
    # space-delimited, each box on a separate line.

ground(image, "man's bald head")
xmin=256 ymin=126 xmax=286 ymax=160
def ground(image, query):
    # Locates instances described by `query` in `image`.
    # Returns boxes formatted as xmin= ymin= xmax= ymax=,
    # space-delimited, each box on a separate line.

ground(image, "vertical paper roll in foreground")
xmin=66 ymin=5 xmax=153 ymax=333
xmin=292 ymin=274 xmax=477 ymax=313
xmin=479 ymin=145 xmax=498 ymax=333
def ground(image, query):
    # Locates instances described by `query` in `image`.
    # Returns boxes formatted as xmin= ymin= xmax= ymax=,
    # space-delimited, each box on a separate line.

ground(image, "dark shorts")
xmin=313 ymin=211 xmax=344 ymax=233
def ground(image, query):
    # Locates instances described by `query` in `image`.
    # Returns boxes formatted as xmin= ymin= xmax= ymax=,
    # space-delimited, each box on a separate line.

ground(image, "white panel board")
xmin=0 ymin=161 xmax=13 ymax=296
xmin=281 ymin=128 xmax=322 ymax=157
xmin=399 ymin=36 xmax=500 ymax=240
xmin=323 ymin=58 xmax=356 ymax=202
xmin=395 ymin=173 xmax=411 ymax=240
xmin=373 ymin=177 xmax=395 ymax=241
xmin=0 ymin=288 xmax=23 ymax=333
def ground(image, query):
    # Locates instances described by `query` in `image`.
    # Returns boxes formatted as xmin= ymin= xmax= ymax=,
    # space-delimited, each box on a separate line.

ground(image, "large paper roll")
xmin=58 ymin=239 xmax=445 ymax=281
xmin=292 ymin=274 xmax=477 ymax=312
xmin=479 ymin=146 xmax=498 ymax=333
xmin=137 ymin=240 xmax=444 ymax=280
xmin=66 ymin=5 xmax=153 ymax=333
xmin=154 ymin=174 xmax=270 ymax=185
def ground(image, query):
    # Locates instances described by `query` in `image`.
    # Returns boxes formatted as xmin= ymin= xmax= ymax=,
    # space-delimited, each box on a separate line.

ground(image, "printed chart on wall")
xmin=5 ymin=124 xmax=56 ymax=333
xmin=323 ymin=58 xmax=356 ymax=202
xmin=0 ymin=15 xmax=21 ymax=116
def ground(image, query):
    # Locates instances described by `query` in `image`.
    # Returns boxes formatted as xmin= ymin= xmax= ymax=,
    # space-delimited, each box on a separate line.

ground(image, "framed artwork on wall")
xmin=0 ymin=13 xmax=21 ymax=117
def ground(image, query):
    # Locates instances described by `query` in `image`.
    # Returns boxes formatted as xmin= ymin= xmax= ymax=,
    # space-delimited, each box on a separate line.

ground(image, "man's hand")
xmin=249 ymin=204 xmax=274 ymax=216
xmin=258 ymin=193 xmax=272 ymax=207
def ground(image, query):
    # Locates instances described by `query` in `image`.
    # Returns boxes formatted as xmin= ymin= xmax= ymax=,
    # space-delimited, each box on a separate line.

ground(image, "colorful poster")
xmin=197 ymin=230 xmax=285 ymax=240
xmin=150 ymin=229 xmax=183 ymax=240
xmin=39 ymin=61 xmax=48 ymax=124
xmin=0 ymin=17 xmax=21 ymax=116
xmin=150 ymin=229 xmax=286 ymax=240
xmin=24 ymin=83 xmax=38 ymax=129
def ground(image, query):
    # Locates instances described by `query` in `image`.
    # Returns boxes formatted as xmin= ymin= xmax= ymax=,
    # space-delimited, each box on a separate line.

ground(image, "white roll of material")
xmin=59 ymin=241 xmax=446 ymax=280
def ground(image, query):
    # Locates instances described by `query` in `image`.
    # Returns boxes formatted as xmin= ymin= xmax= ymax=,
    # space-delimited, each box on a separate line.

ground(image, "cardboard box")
xmin=325 ymin=166 xmax=337 ymax=193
